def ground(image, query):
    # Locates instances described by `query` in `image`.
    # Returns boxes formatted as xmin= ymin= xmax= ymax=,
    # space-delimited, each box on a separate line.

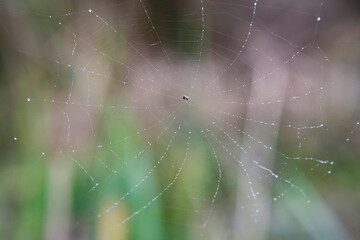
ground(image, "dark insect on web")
xmin=182 ymin=95 xmax=189 ymax=101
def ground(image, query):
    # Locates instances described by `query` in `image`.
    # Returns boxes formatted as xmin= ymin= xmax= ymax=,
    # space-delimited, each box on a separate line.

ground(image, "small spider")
xmin=182 ymin=95 xmax=189 ymax=101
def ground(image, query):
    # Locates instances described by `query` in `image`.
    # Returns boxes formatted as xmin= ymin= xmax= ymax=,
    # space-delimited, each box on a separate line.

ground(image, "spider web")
xmin=2 ymin=0 xmax=359 ymax=239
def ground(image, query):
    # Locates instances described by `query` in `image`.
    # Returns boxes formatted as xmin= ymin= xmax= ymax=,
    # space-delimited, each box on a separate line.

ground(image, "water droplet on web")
xmin=13 ymin=137 xmax=17 ymax=141
xmin=346 ymin=138 xmax=350 ymax=142
xmin=317 ymin=16 xmax=321 ymax=21
xmin=26 ymin=98 xmax=31 ymax=102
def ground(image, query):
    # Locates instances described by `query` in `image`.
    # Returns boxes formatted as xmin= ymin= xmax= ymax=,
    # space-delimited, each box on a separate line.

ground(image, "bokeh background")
xmin=0 ymin=0 xmax=360 ymax=239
